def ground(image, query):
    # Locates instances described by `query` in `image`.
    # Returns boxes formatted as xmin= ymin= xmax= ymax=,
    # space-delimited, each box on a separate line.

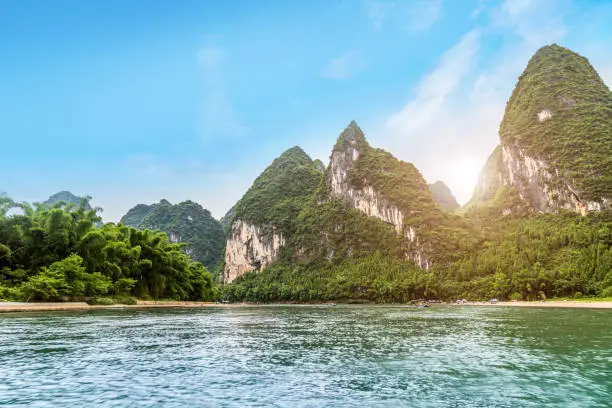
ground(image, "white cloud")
xmin=386 ymin=30 xmax=480 ymax=135
xmin=197 ymin=43 xmax=250 ymax=141
xmin=321 ymin=51 xmax=367 ymax=80
xmin=378 ymin=0 xmax=579 ymax=205
xmin=362 ymin=0 xmax=442 ymax=32
xmin=403 ymin=0 xmax=442 ymax=32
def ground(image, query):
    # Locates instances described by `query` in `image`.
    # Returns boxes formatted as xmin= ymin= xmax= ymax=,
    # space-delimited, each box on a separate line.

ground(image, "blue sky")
xmin=1 ymin=0 xmax=611 ymax=221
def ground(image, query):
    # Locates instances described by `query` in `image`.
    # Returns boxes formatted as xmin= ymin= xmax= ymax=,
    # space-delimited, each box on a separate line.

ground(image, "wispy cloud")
xmin=362 ymin=0 xmax=442 ymax=32
xmin=197 ymin=42 xmax=249 ymax=142
xmin=380 ymin=0 xmax=577 ymax=205
xmin=404 ymin=0 xmax=442 ymax=32
xmin=386 ymin=30 xmax=480 ymax=134
xmin=321 ymin=50 xmax=367 ymax=80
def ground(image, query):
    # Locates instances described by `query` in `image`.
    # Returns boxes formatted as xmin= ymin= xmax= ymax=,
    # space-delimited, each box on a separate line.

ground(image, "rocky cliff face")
xmin=221 ymin=146 xmax=322 ymax=283
xmin=327 ymin=125 xmax=403 ymax=234
xmin=325 ymin=121 xmax=433 ymax=268
xmin=222 ymin=220 xmax=285 ymax=283
xmin=469 ymin=44 xmax=612 ymax=214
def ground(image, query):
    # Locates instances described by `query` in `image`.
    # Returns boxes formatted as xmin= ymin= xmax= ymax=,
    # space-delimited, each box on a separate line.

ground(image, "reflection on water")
xmin=0 ymin=306 xmax=611 ymax=407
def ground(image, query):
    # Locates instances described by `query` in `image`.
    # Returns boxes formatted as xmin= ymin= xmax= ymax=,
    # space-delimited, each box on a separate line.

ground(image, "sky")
xmin=1 ymin=0 xmax=611 ymax=222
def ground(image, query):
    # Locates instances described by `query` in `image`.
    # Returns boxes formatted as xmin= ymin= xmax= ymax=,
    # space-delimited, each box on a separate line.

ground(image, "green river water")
xmin=0 ymin=305 xmax=611 ymax=407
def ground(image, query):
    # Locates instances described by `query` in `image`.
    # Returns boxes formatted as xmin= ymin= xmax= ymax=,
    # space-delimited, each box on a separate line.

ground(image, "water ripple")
xmin=0 ymin=306 xmax=611 ymax=407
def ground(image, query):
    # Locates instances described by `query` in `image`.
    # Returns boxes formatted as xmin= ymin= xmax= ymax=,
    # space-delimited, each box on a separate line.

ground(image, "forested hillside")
xmin=121 ymin=200 xmax=225 ymax=272
xmin=0 ymin=195 xmax=216 ymax=302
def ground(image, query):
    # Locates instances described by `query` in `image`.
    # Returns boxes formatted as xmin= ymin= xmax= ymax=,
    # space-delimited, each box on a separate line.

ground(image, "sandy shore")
xmin=0 ymin=300 xmax=235 ymax=313
xmin=1 ymin=300 xmax=611 ymax=313
xmin=452 ymin=300 xmax=612 ymax=309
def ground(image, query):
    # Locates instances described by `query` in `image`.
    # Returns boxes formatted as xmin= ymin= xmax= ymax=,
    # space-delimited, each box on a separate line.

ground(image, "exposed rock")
xmin=222 ymin=220 xmax=285 ymax=283
xmin=221 ymin=146 xmax=321 ymax=282
xmin=326 ymin=121 xmax=431 ymax=268
xmin=469 ymin=44 xmax=612 ymax=214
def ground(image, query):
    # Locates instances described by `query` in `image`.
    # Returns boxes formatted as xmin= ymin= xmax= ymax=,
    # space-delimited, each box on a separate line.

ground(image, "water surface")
xmin=1 ymin=305 xmax=611 ymax=407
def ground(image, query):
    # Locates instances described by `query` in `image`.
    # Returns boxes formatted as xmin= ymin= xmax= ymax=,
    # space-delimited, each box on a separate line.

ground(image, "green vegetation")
xmin=224 ymin=210 xmax=612 ymax=302
xmin=233 ymin=146 xmax=322 ymax=234
xmin=341 ymin=134 xmax=475 ymax=266
xmin=500 ymin=44 xmax=612 ymax=203
xmin=0 ymin=195 xmax=216 ymax=302
xmin=465 ymin=145 xmax=503 ymax=208
xmin=429 ymin=181 xmax=460 ymax=211
xmin=120 ymin=200 xmax=225 ymax=272
xmin=219 ymin=205 xmax=236 ymax=231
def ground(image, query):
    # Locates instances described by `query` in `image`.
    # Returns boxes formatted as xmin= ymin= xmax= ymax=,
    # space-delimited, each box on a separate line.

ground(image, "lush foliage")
xmin=222 ymin=252 xmax=427 ymax=303
xmin=0 ymin=196 xmax=216 ymax=302
xmin=465 ymin=145 xmax=503 ymax=208
xmin=500 ymin=44 xmax=612 ymax=202
xmin=342 ymin=136 xmax=475 ymax=266
xmin=120 ymin=200 xmax=226 ymax=272
xmin=224 ymin=210 xmax=612 ymax=302
xmin=233 ymin=146 xmax=322 ymax=234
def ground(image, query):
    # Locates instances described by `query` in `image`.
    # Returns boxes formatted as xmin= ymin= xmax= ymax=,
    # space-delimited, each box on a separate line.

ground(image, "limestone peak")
xmin=333 ymin=120 xmax=369 ymax=152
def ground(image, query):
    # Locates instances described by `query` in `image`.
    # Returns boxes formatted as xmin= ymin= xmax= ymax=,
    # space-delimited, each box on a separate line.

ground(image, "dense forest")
xmin=120 ymin=199 xmax=226 ymax=272
xmin=222 ymin=208 xmax=612 ymax=303
xmin=0 ymin=194 xmax=216 ymax=303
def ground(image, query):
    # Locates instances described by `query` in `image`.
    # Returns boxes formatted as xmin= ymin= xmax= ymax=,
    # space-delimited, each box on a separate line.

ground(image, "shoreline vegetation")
xmin=2 ymin=299 xmax=612 ymax=313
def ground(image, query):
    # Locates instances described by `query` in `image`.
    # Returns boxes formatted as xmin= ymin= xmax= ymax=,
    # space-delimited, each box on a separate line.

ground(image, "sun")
xmin=445 ymin=157 xmax=483 ymax=205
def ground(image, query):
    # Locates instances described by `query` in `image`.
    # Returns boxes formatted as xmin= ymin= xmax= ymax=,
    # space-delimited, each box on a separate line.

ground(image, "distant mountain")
xmin=120 ymin=200 xmax=225 ymax=272
xmin=429 ymin=181 xmax=459 ymax=211
xmin=44 ymin=191 xmax=91 ymax=210
xmin=219 ymin=205 xmax=235 ymax=231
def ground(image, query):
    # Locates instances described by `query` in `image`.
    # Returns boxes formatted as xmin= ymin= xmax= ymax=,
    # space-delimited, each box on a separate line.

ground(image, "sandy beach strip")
xmin=453 ymin=300 xmax=612 ymax=309
xmin=0 ymin=301 xmax=234 ymax=313
xmin=1 ymin=300 xmax=612 ymax=313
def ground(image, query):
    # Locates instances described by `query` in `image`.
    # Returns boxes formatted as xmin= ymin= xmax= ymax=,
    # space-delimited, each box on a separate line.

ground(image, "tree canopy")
xmin=0 ymin=196 xmax=216 ymax=302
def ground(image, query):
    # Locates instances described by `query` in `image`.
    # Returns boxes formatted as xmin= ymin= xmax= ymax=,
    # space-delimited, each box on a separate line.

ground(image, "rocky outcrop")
xmin=220 ymin=146 xmax=322 ymax=282
xmin=501 ymin=145 xmax=608 ymax=214
xmin=221 ymin=220 xmax=285 ymax=283
xmin=328 ymin=138 xmax=404 ymax=234
xmin=326 ymin=121 xmax=430 ymax=268
xmin=469 ymin=44 xmax=612 ymax=214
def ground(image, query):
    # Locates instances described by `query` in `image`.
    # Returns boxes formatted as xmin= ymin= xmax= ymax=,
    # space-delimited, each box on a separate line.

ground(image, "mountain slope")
xmin=429 ymin=181 xmax=460 ymax=211
xmin=120 ymin=200 xmax=225 ymax=271
xmin=222 ymin=146 xmax=322 ymax=282
xmin=470 ymin=44 xmax=612 ymax=213
xmin=44 ymin=191 xmax=92 ymax=210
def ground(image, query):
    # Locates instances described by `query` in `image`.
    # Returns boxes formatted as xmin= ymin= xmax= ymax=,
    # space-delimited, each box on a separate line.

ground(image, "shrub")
xmin=601 ymin=286 xmax=612 ymax=298
xmin=88 ymin=297 xmax=116 ymax=305
xmin=509 ymin=292 xmax=523 ymax=301
xmin=114 ymin=296 xmax=138 ymax=305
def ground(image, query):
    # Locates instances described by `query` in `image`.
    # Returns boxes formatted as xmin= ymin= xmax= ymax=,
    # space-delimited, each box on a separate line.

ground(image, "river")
xmin=1 ymin=305 xmax=611 ymax=407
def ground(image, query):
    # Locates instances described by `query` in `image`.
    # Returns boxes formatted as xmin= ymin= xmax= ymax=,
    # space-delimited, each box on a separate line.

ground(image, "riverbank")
xmin=0 ymin=300 xmax=236 ymax=313
xmin=451 ymin=300 xmax=612 ymax=309
xmin=2 ymin=299 xmax=612 ymax=313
